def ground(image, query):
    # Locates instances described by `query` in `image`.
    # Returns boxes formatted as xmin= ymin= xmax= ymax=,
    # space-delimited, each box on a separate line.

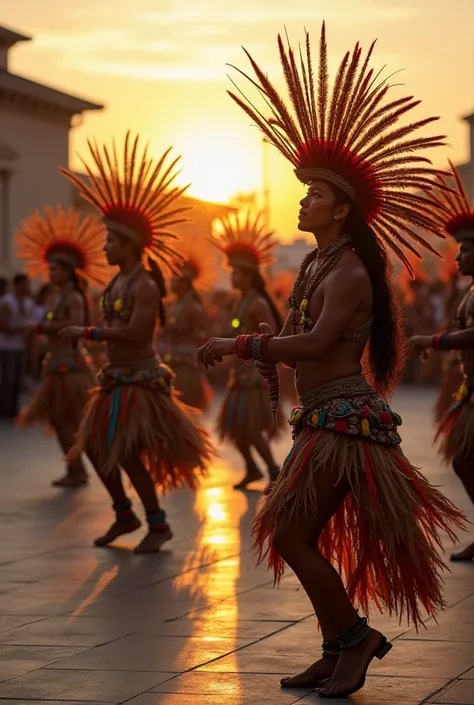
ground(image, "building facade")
xmin=0 ymin=25 xmax=103 ymax=274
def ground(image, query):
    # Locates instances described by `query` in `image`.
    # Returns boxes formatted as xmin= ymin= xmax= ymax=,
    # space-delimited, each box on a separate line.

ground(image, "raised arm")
xmin=59 ymin=278 xmax=158 ymax=343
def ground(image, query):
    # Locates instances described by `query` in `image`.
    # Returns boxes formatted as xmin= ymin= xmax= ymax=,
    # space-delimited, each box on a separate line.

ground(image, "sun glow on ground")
xmin=174 ymin=128 xmax=262 ymax=204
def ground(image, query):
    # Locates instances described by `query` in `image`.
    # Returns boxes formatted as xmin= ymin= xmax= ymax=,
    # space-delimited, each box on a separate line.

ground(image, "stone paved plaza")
xmin=0 ymin=387 xmax=473 ymax=705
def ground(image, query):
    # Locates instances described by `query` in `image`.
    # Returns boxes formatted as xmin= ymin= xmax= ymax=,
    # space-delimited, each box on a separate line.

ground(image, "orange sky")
xmin=3 ymin=0 xmax=474 ymax=241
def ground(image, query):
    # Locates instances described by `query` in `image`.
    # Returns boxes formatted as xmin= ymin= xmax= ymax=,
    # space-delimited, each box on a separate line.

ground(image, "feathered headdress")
xmin=212 ymin=210 xmax=277 ymax=272
xmin=60 ymin=131 xmax=190 ymax=270
xmin=227 ymin=23 xmax=451 ymax=274
xmin=431 ymin=161 xmax=474 ymax=242
xmin=15 ymin=205 xmax=109 ymax=286
xmin=171 ymin=237 xmax=217 ymax=291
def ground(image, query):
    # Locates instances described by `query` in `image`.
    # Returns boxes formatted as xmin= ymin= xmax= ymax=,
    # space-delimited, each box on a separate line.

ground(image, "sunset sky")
xmin=2 ymin=0 xmax=474 ymax=241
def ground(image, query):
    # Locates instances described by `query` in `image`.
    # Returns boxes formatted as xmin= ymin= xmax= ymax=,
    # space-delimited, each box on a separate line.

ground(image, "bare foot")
xmin=318 ymin=629 xmax=391 ymax=699
xmin=451 ymin=541 xmax=474 ymax=561
xmin=281 ymin=657 xmax=337 ymax=689
xmin=134 ymin=526 xmax=173 ymax=553
xmin=52 ymin=472 xmax=88 ymax=488
xmin=94 ymin=516 xmax=141 ymax=546
xmin=233 ymin=468 xmax=264 ymax=489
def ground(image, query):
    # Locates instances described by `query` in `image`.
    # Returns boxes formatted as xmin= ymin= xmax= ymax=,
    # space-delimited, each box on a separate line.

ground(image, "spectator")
xmin=0 ymin=277 xmax=8 ymax=298
xmin=0 ymin=274 xmax=34 ymax=418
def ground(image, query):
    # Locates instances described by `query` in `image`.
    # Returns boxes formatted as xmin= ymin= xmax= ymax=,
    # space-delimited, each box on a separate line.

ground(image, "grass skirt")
xmin=17 ymin=349 xmax=95 ymax=431
xmin=254 ymin=375 xmax=466 ymax=627
xmin=163 ymin=352 xmax=213 ymax=412
xmin=435 ymin=380 xmax=474 ymax=463
xmin=217 ymin=367 xmax=285 ymax=443
xmin=70 ymin=357 xmax=213 ymax=492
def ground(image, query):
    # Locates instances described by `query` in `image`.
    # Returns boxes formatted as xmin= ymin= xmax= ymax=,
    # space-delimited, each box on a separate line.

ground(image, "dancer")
xmin=60 ymin=132 xmax=213 ymax=553
xmin=410 ymin=162 xmax=474 ymax=562
xmin=197 ymin=24 xmax=465 ymax=698
xmin=163 ymin=239 xmax=214 ymax=411
xmin=212 ymin=210 xmax=283 ymax=490
xmin=15 ymin=206 xmax=108 ymax=486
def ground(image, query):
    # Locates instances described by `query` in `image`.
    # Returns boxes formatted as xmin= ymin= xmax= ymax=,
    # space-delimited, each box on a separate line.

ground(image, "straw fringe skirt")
xmin=253 ymin=375 xmax=466 ymax=627
xmin=17 ymin=350 xmax=95 ymax=431
xmin=217 ymin=369 xmax=285 ymax=443
xmin=435 ymin=381 xmax=474 ymax=463
xmin=70 ymin=357 xmax=213 ymax=492
xmin=164 ymin=354 xmax=213 ymax=412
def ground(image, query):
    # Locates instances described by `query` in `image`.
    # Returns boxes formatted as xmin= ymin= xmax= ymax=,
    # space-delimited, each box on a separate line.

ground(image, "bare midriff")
xmin=295 ymin=340 xmax=366 ymax=396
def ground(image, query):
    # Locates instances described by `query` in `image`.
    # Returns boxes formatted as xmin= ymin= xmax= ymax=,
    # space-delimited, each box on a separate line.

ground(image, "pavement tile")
xmin=149 ymin=671 xmax=309 ymax=698
xmin=297 ymin=676 xmax=449 ymax=703
xmin=0 ymin=670 xmax=175 ymax=703
xmin=125 ymin=695 xmax=301 ymax=704
xmin=400 ymin=620 xmax=474 ymax=642
xmin=45 ymin=633 xmax=244 ymax=672
xmin=431 ymin=679 xmax=474 ymax=703
xmin=144 ymin=618 xmax=292 ymax=639
xmin=0 ymin=615 xmax=46 ymax=634
xmin=369 ymin=640 xmax=474 ymax=679
xmin=65 ymin=596 xmax=203 ymax=621
xmin=0 ymin=644 xmax=86 ymax=683
xmin=0 ymin=702 xmax=108 ymax=705
xmin=0 ymin=616 xmax=136 ymax=647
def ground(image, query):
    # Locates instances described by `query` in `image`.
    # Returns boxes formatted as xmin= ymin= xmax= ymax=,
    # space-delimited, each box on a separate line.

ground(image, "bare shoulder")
xmin=67 ymin=290 xmax=84 ymax=306
xmin=329 ymin=250 xmax=370 ymax=289
xmin=131 ymin=271 xmax=160 ymax=302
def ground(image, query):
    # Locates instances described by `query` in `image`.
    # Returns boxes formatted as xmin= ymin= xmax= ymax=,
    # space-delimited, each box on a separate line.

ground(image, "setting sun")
xmin=173 ymin=126 xmax=262 ymax=203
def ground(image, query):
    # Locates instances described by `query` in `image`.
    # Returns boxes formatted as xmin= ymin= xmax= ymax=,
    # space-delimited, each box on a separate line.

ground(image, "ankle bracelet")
xmin=337 ymin=617 xmax=371 ymax=650
xmin=147 ymin=509 xmax=167 ymax=528
xmin=322 ymin=640 xmax=340 ymax=660
xmin=113 ymin=500 xmax=135 ymax=522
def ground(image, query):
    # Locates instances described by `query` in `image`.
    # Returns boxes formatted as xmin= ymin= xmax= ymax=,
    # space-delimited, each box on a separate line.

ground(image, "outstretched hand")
xmin=408 ymin=334 xmax=432 ymax=362
xmin=59 ymin=325 xmax=85 ymax=344
xmin=408 ymin=335 xmax=433 ymax=351
xmin=197 ymin=337 xmax=235 ymax=369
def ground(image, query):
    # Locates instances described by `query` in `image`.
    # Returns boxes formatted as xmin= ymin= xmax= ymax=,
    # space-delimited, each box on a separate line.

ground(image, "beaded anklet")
xmin=146 ymin=509 xmax=168 ymax=530
xmin=113 ymin=500 xmax=136 ymax=522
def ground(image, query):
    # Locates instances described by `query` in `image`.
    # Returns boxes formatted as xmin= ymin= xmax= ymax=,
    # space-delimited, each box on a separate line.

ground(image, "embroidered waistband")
xmin=299 ymin=375 xmax=374 ymax=409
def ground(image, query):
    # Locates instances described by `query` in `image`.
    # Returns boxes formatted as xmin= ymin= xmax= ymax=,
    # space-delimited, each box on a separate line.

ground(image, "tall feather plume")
xmin=15 ymin=205 xmax=109 ymax=287
xmin=227 ymin=23 xmax=450 ymax=271
xmin=60 ymin=131 xmax=191 ymax=268
xmin=431 ymin=162 xmax=474 ymax=238
xmin=211 ymin=210 xmax=277 ymax=269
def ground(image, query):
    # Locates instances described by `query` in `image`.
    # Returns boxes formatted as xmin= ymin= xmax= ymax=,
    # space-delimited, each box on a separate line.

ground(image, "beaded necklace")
xmin=43 ymin=282 xmax=75 ymax=323
xmin=230 ymin=289 xmax=258 ymax=333
xmin=99 ymin=263 xmax=144 ymax=324
xmin=289 ymin=235 xmax=352 ymax=332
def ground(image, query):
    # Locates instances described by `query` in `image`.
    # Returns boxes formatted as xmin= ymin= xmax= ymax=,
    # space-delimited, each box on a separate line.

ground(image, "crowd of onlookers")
xmin=0 ymin=270 xmax=467 ymax=420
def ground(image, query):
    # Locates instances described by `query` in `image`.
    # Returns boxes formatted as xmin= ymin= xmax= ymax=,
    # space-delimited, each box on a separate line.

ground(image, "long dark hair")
xmin=65 ymin=266 xmax=90 ymax=326
xmin=331 ymin=184 xmax=406 ymax=396
xmin=147 ymin=257 xmax=167 ymax=328
xmin=181 ymin=276 xmax=203 ymax=306
xmin=252 ymin=271 xmax=284 ymax=333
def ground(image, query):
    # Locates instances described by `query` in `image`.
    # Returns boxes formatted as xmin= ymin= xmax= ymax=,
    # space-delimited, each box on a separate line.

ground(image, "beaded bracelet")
xmin=84 ymin=326 xmax=104 ymax=343
xmin=432 ymin=332 xmax=451 ymax=351
xmin=235 ymin=333 xmax=274 ymax=362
